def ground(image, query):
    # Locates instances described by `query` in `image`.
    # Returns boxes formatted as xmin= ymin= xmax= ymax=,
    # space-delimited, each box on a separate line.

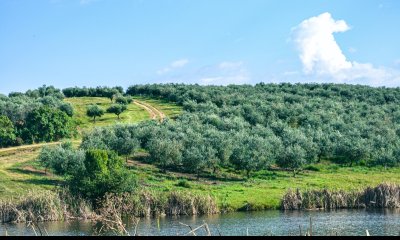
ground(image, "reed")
xmin=0 ymin=190 xmax=93 ymax=223
xmin=108 ymin=190 xmax=219 ymax=217
xmin=0 ymin=189 xmax=218 ymax=223
xmin=281 ymin=183 xmax=400 ymax=210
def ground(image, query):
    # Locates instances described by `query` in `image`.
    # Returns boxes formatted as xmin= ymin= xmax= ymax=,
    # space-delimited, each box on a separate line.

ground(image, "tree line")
xmin=0 ymin=85 xmax=74 ymax=147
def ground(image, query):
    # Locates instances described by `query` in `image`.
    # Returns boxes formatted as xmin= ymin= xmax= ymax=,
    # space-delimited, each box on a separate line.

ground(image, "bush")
xmin=68 ymin=149 xmax=137 ymax=203
xmin=304 ymin=165 xmax=320 ymax=172
xmin=176 ymin=179 xmax=191 ymax=188
xmin=37 ymin=142 xmax=85 ymax=175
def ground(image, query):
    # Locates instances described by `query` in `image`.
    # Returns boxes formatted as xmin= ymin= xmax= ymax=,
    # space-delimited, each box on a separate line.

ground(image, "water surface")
xmin=1 ymin=209 xmax=399 ymax=236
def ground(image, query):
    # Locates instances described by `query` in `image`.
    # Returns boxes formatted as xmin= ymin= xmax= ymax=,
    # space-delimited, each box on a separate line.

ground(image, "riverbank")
xmin=1 ymin=183 xmax=399 ymax=224
xmin=282 ymin=183 xmax=400 ymax=210
xmin=3 ymin=209 xmax=399 ymax=236
xmin=2 ymin=145 xmax=400 ymax=211
xmin=0 ymin=189 xmax=218 ymax=224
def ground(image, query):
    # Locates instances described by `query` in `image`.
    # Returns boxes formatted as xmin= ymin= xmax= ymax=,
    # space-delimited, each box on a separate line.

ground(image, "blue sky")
xmin=1 ymin=0 xmax=400 ymax=94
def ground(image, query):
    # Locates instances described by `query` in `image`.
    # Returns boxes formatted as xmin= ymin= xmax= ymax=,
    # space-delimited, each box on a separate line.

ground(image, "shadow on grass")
xmin=8 ymin=167 xmax=48 ymax=177
xmin=12 ymin=178 xmax=63 ymax=187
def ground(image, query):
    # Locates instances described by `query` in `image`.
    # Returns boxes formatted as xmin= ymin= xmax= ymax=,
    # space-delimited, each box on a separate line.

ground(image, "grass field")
xmin=130 ymin=160 xmax=400 ymax=211
xmin=132 ymin=96 xmax=183 ymax=119
xmin=0 ymin=147 xmax=61 ymax=199
xmin=64 ymin=97 xmax=182 ymax=132
xmin=1 ymin=144 xmax=399 ymax=209
xmin=64 ymin=97 xmax=150 ymax=131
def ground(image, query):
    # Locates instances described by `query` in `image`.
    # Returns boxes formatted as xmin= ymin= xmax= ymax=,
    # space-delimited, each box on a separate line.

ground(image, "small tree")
xmin=230 ymin=134 xmax=271 ymax=178
xmin=37 ymin=142 xmax=85 ymax=175
xmin=107 ymin=104 xmax=127 ymax=119
xmin=110 ymin=127 xmax=140 ymax=162
xmin=276 ymin=144 xmax=307 ymax=177
xmin=59 ymin=103 xmax=74 ymax=117
xmin=86 ymin=105 xmax=104 ymax=123
xmin=115 ymin=96 xmax=128 ymax=105
xmin=148 ymin=137 xmax=182 ymax=172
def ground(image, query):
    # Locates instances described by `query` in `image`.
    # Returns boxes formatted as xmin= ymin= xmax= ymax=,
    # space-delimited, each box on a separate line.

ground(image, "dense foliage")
xmin=68 ymin=149 xmax=136 ymax=202
xmin=6 ymin=83 xmax=400 ymax=179
xmin=38 ymin=142 xmax=85 ymax=175
xmin=126 ymin=83 xmax=400 ymax=175
xmin=0 ymin=115 xmax=16 ymax=147
xmin=37 ymin=142 xmax=136 ymax=202
xmin=0 ymin=85 xmax=74 ymax=146
xmin=62 ymin=86 xmax=124 ymax=101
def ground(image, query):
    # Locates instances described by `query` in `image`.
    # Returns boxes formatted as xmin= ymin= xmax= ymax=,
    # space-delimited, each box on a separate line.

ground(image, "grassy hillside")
xmin=0 ymin=96 xmax=182 ymax=199
xmin=0 ymin=147 xmax=61 ymax=198
xmin=64 ymin=97 xmax=150 ymax=131
xmin=64 ymin=97 xmax=182 ymax=132
xmin=132 ymin=96 xmax=182 ymax=119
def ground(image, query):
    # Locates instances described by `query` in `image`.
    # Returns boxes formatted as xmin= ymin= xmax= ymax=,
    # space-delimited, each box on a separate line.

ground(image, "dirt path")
xmin=0 ymin=140 xmax=81 ymax=154
xmin=134 ymin=100 xmax=166 ymax=121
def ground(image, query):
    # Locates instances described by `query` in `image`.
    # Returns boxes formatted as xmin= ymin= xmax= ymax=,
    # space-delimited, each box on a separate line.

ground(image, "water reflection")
xmin=1 ymin=209 xmax=399 ymax=236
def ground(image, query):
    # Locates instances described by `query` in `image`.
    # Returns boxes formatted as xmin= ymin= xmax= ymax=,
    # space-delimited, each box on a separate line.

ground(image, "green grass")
xmin=65 ymin=97 xmax=150 ymax=131
xmin=132 ymin=96 xmax=183 ymax=118
xmin=64 ymin=97 xmax=182 ymax=132
xmin=128 ymin=160 xmax=400 ymax=211
xmin=1 ymin=147 xmax=399 ymax=210
xmin=0 ymin=147 xmax=62 ymax=200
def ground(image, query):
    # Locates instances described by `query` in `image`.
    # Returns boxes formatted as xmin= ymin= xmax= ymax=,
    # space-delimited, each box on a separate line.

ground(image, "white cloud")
xmin=292 ymin=12 xmax=400 ymax=86
xmin=293 ymin=12 xmax=352 ymax=75
xmin=157 ymin=59 xmax=189 ymax=75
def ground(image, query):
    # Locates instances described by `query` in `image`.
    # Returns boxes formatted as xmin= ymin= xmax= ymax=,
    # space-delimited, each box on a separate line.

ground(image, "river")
xmin=1 ymin=209 xmax=399 ymax=236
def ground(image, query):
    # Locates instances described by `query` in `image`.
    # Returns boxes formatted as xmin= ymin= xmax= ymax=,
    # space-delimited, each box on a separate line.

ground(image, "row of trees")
xmin=62 ymin=86 xmax=124 ymax=101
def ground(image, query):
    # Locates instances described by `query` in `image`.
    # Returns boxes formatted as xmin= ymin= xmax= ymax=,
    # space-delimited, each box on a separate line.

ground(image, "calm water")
xmin=1 ymin=209 xmax=399 ymax=236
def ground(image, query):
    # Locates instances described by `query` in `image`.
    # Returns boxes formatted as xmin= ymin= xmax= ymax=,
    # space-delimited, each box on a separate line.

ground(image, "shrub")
xmin=176 ymin=179 xmax=191 ymax=188
xmin=68 ymin=149 xmax=137 ymax=203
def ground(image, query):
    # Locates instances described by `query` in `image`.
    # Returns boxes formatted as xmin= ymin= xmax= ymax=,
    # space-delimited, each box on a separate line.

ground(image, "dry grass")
xmin=281 ymin=183 xmax=400 ymax=210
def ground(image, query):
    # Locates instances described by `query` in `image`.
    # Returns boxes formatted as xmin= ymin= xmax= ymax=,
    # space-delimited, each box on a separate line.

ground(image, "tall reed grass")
xmin=0 ymin=189 xmax=218 ymax=223
xmin=281 ymin=183 xmax=400 ymax=210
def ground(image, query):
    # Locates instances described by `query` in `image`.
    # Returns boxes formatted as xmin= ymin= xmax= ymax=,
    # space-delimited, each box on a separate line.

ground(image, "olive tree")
xmin=86 ymin=105 xmax=104 ymax=123
xmin=107 ymin=104 xmax=127 ymax=119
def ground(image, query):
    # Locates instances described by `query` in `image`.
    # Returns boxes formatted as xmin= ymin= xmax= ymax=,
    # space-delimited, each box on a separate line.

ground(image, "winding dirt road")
xmin=133 ymin=100 xmax=166 ymax=121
